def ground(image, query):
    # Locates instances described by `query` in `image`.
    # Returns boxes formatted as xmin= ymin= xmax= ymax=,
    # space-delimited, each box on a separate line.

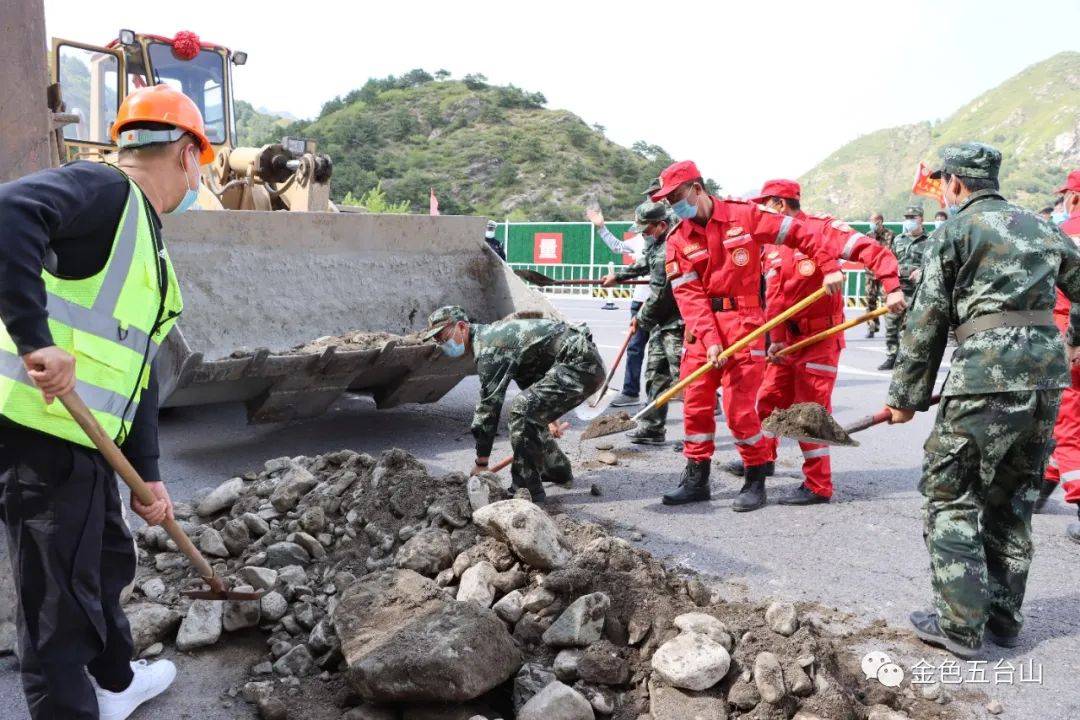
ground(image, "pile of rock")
xmin=125 ymin=449 xmax=948 ymax=720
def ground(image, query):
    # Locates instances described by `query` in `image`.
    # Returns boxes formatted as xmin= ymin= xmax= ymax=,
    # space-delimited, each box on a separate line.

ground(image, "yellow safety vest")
xmin=0 ymin=174 xmax=184 ymax=447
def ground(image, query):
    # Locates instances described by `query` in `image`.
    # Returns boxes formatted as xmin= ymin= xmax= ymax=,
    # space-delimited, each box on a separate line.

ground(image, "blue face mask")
xmin=1051 ymin=211 xmax=1068 ymax=225
xmin=671 ymin=197 xmax=697 ymax=219
xmin=167 ymin=149 xmax=200 ymax=214
xmin=440 ymin=338 xmax=465 ymax=358
xmin=902 ymin=219 xmax=918 ymax=233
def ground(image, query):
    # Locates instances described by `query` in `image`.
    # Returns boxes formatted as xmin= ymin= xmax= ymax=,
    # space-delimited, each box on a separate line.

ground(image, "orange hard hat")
xmin=112 ymin=84 xmax=215 ymax=164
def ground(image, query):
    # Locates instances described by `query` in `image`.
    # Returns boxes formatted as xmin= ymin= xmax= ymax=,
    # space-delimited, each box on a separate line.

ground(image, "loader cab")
xmin=51 ymin=29 xmax=245 ymax=162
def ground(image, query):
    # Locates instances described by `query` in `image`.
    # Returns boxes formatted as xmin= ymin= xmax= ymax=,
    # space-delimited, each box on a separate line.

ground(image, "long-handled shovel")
xmin=583 ymin=322 xmax=636 ymax=414
xmin=763 ymin=395 xmax=942 ymax=446
xmin=514 ymin=268 xmax=648 ymax=287
xmin=59 ymin=391 xmax=262 ymax=601
xmin=583 ymin=287 xmax=831 ymax=439
xmin=775 ymin=307 xmax=889 ymax=358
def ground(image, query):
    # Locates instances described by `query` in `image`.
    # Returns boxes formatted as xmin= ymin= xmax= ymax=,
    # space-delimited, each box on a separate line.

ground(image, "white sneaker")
xmin=94 ymin=659 xmax=177 ymax=720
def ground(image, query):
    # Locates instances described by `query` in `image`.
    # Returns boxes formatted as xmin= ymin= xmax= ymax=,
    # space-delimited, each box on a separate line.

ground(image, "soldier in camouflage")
xmin=602 ymin=201 xmax=684 ymax=444
xmin=863 ymin=212 xmax=895 ymax=337
xmin=885 ymin=143 xmax=1080 ymax=658
xmin=422 ymin=305 xmax=605 ymax=503
xmin=881 ymin=205 xmax=931 ymax=369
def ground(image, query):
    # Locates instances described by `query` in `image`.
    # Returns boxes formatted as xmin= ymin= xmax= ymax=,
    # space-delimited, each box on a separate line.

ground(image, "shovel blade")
xmin=575 ymin=387 xmax=618 ymax=420
xmin=761 ymin=402 xmax=858 ymax=447
xmin=581 ymin=410 xmax=637 ymax=440
xmin=513 ymin=268 xmax=556 ymax=286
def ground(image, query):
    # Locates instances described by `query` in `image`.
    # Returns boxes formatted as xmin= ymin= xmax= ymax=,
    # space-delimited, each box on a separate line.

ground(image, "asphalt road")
xmin=1 ymin=295 xmax=1078 ymax=719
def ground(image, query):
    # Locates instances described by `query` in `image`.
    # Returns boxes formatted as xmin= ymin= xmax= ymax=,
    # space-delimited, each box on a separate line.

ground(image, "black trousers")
xmin=1 ymin=425 xmax=136 ymax=719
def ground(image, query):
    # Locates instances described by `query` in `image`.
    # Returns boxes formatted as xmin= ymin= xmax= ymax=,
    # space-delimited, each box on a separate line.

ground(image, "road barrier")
xmin=500 ymin=220 xmax=937 ymax=305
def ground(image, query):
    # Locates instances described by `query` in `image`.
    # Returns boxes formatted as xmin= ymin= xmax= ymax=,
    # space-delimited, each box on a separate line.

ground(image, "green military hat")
xmin=628 ymin=201 xmax=675 ymax=235
xmin=929 ymin=142 xmax=1002 ymax=180
xmin=421 ymin=305 xmax=469 ymax=341
xmin=642 ymin=177 xmax=662 ymax=197
xmin=903 ymin=204 xmax=924 ymax=218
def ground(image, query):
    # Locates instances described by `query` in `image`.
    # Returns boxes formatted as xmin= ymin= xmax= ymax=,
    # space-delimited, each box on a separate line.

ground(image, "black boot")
xmin=733 ymin=464 xmax=768 ymax=512
xmin=627 ymin=428 xmax=666 ymax=446
xmin=662 ymin=460 xmax=711 ymax=506
xmin=722 ymin=459 xmax=774 ymax=477
xmin=778 ymin=483 xmax=829 ymax=506
xmin=1033 ymin=478 xmax=1056 ymax=513
xmin=878 ymin=356 xmax=896 ymax=371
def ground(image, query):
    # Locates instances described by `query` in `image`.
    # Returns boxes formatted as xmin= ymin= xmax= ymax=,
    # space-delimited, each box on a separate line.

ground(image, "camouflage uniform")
xmin=467 ymin=316 xmax=605 ymax=498
xmin=885 ymin=211 xmax=931 ymax=360
xmin=887 ymin=143 xmax=1080 ymax=651
xmin=614 ymin=204 xmax=684 ymax=437
xmin=864 ymin=225 xmax=895 ymax=335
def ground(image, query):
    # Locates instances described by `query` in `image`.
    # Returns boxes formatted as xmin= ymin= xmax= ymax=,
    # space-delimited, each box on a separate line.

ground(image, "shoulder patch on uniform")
xmin=731 ymin=248 xmax=750 ymax=266
xmin=726 ymin=226 xmax=744 ymax=237
xmin=797 ymin=258 xmax=816 ymax=277
xmin=665 ymin=260 xmax=681 ymax=277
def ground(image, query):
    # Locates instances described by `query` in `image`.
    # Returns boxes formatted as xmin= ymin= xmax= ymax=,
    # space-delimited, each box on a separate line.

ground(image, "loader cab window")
xmin=57 ymin=45 xmax=119 ymax=144
xmin=147 ymin=42 xmax=227 ymax=144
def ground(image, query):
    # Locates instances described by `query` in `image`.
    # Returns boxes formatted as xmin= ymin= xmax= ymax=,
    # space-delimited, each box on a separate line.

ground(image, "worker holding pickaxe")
xmin=0 ymin=85 xmax=202 ymax=719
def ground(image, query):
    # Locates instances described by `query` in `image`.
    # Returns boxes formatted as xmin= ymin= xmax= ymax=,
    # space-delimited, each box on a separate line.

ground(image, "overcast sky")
xmin=44 ymin=0 xmax=1080 ymax=193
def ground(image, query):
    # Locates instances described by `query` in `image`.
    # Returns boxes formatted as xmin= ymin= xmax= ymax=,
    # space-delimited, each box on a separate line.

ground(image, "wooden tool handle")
xmin=489 ymin=455 xmax=513 ymax=473
xmin=844 ymin=394 xmax=942 ymax=435
xmin=634 ymin=287 xmax=829 ymax=420
xmin=59 ymin=392 xmax=216 ymax=581
xmin=777 ymin=307 xmax=889 ymax=357
xmin=591 ymin=323 xmax=636 ymax=406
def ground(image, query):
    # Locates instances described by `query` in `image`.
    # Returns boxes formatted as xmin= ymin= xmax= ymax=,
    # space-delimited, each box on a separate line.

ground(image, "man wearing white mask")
xmin=881 ymin=205 xmax=930 ymax=370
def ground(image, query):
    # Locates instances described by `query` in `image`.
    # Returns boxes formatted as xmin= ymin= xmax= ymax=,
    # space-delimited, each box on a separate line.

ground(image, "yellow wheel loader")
xmin=13 ymin=22 xmax=553 ymax=424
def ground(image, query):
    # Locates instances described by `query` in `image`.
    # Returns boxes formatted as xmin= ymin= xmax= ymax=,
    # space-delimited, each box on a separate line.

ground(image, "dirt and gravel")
xmin=289 ymin=331 xmax=424 ymax=355
xmin=763 ymin=403 xmax=857 ymax=446
xmin=122 ymin=447 xmax=982 ymax=720
xmin=582 ymin=411 xmax=636 ymax=440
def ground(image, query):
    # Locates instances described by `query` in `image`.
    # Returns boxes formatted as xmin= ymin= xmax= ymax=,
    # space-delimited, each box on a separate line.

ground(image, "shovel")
xmin=59 ymin=391 xmax=262 ymax=601
xmin=580 ymin=321 xmax=637 ymax=417
xmin=514 ymin=268 xmax=648 ymax=286
xmin=776 ymin=307 xmax=889 ymax=358
xmin=583 ymin=287 xmax=831 ymax=439
xmin=764 ymin=395 xmax=942 ymax=446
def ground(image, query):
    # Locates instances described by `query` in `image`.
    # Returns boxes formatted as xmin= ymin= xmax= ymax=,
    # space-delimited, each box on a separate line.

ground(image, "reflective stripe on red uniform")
xmin=1045 ymin=212 xmax=1080 ymax=503
xmin=665 ymin=197 xmax=848 ymax=464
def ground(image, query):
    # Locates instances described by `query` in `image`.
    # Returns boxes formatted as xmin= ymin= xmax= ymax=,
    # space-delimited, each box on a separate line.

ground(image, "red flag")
xmin=912 ymin=162 xmax=945 ymax=208
xmin=429 ymin=188 xmax=440 ymax=216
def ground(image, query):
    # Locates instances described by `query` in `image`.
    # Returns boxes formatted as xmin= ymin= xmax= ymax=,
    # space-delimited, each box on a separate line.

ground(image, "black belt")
xmin=710 ymin=295 xmax=760 ymax=312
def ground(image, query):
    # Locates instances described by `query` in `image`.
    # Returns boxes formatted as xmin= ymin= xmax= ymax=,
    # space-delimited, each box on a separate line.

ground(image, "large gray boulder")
xmin=196 ymin=477 xmax=244 ymax=516
xmin=334 ymin=569 xmax=521 ymax=702
xmin=176 ymin=600 xmax=223 ymax=651
xmin=472 ymin=500 xmax=571 ymax=570
xmin=518 ymin=681 xmax=594 ymax=720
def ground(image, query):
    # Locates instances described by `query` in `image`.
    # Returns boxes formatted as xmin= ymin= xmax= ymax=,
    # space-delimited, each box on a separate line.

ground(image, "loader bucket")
xmin=156 ymin=211 xmax=557 ymax=423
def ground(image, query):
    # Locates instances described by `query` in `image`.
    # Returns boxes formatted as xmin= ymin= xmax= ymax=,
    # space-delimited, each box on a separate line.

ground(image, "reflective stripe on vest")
xmin=0 ymin=177 xmax=182 ymax=447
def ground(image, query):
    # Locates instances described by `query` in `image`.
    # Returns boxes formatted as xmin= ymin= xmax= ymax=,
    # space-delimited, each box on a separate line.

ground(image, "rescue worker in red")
xmin=1039 ymin=169 xmax=1080 ymax=543
xmin=653 ymin=160 xmax=887 ymax=509
xmin=752 ymin=180 xmax=904 ymax=505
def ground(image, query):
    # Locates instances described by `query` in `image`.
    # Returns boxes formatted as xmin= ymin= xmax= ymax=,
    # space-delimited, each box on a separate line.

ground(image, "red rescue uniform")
xmin=1045 ymin=210 xmax=1080 ymax=505
xmin=757 ymin=212 xmax=901 ymax=497
xmin=665 ymin=198 xmax=862 ymax=465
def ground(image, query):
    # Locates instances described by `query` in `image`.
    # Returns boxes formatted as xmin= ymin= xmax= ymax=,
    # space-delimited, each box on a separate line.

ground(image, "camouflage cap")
xmin=642 ymin=177 xmax=662 ymax=197
xmin=628 ymin=201 xmax=674 ymax=234
xmin=421 ymin=305 xmax=470 ymax=341
xmin=928 ymin=142 xmax=1002 ymax=180
xmin=903 ymin=204 xmax=924 ymax=218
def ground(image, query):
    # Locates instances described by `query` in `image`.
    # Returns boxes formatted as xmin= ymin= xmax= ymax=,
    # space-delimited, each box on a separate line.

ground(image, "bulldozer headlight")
xmin=232 ymin=51 xmax=248 ymax=66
